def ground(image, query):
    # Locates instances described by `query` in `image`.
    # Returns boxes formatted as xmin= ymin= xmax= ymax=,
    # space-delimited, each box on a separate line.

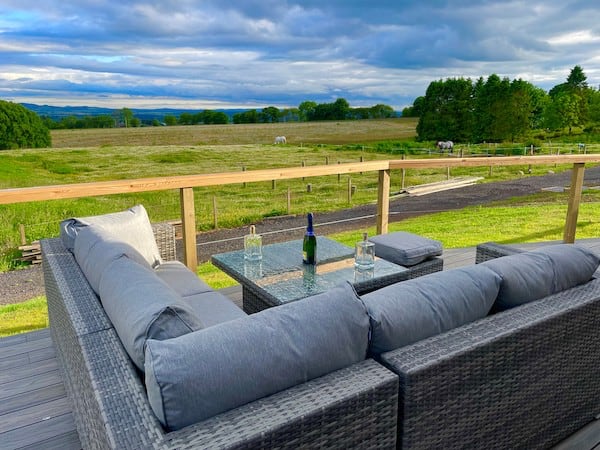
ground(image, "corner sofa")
xmin=42 ymin=205 xmax=398 ymax=449
xmin=42 ymin=205 xmax=600 ymax=449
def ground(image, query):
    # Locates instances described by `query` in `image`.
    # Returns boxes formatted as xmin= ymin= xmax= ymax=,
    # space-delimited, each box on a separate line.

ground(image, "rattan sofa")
xmin=374 ymin=242 xmax=600 ymax=449
xmin=41 ymin=223 xmax=398 ymax=449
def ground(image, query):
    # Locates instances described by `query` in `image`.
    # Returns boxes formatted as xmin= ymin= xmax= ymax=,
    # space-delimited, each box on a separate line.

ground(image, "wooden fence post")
xmin=287 ymin=187 xmax=291 ymax=214
xmin=563 ymin=163 xmax=585 ymax=243
xmin=401 ymin=154 xmax=407 ymax=190
xmin=212 ymin=196 xmax=218 ymax=229
xmin=180 ymin=187 xmax=197 ymax=270
xmin=376 ymin=169 xmax=390 ymax=235
xmin=347 ymin=177 xmax=352 ymax=205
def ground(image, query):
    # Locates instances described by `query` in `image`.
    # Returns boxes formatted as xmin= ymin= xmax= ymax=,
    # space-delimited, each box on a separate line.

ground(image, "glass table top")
xmin=211 ymin=236 xmax=408 ymax=304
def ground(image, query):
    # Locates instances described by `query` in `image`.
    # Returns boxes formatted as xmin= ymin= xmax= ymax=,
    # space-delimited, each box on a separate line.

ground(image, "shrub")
xmin=0 ymin=100 xmax=51 ymax=150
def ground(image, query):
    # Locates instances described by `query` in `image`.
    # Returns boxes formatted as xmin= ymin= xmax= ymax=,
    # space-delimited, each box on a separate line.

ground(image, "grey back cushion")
xmin=154 ymin=261 xmax=213 ymax=297
xmin=145 ymin=281 xmax=369 ymax=431
xmin=362 ymin=265 xmax=501 ymax=356
xmin=482 ymin=244 xmax=600 ymax=310
xmin=74 ymin=225 xmax=151 ymax=295
xmin=99 ymin=256 xmax=204 ymax=371
xmin=60 ymin=204 xmax=162 ymax=267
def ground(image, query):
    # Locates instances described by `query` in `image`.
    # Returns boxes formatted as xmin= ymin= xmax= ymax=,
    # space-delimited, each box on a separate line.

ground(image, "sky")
xmin=1 ymin=1 xmax=599 ymax=111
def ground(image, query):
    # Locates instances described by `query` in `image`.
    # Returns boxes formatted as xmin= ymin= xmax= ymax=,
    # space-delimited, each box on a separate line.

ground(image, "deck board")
xmin=2 ymin=241 xmax=600 ymax=449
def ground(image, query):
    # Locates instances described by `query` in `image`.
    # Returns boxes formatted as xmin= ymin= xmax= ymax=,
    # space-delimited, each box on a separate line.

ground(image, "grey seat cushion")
xmin=184 ymin=290 xmax=247 ymax=327
xmin=362 ymin=265 xmax=501 ymax=356
xmin=369 ymin=231 xmax=442 ymax=266
xmin=60 ymin=204 xmax=162 ymax=267
xmin=99 ymin=256 xmax=204 ymax=371
xmin=482 ymin=244 xmax=600 ymax=311
xmin=144 ymin=281 xmax=370 ymax=431
xmin=74 ymin=225 xmax=151 ymax=295
xmin=155 ymin=261 xmax=213 ymax=297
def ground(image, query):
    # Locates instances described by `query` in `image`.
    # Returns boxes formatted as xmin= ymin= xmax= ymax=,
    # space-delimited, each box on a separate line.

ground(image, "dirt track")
xmin=3 ymin=166 xmax=600 ymax=306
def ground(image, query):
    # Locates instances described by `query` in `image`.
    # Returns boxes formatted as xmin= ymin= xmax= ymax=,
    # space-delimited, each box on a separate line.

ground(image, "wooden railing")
xmin=1 ymin=155 xmax=600 ymax=269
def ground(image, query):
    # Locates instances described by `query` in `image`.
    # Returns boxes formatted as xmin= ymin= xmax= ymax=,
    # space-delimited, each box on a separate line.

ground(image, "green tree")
xmin=259 ymin=106 xmax=281 ymax=123
xmin=547 ymin=65 xmax=590 ymax=132
xmin=416 ymin=78 xmax=474 ymax=142
xmin=232 ymin=109 xmax=259 ymax=124
xmin=544 ymin=91 xmax=582 ymax=133
xmin=567 ymin=65 xmax=588 ymax=89
xmin=120 ymin=108 xmax=135 ymax=127
xmin=402 ymin=96 xmax=425 ymax=117
xmin=164 ymin=115 xmax=177 ymax=126
xmin=298 ymin=101 xmax=317 ymax=121
xmin=178 ymin=112 xmax=195 ymax=125
xmin=0 ymin=100 xmax=51 ymax=150
xmin=588 ymin=89 xmax=600 ymax=124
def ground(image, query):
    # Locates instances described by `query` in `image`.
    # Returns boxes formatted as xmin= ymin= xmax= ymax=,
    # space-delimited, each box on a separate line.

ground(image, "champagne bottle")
xmin=302 ymin=212 xmax=317 ymax=265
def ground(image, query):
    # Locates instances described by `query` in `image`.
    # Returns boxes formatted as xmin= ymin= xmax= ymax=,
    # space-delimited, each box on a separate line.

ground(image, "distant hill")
xmin=21 ymin=103 xmax=248 ymax=122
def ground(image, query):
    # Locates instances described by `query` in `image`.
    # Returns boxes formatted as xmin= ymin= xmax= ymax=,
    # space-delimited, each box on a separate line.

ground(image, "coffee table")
xmin=211 ymin=236 xmax=409 ymax=313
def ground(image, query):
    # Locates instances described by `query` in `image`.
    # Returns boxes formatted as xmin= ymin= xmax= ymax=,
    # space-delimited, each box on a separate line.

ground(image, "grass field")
xmin=50 ymin=118 xmax=420 ymax=147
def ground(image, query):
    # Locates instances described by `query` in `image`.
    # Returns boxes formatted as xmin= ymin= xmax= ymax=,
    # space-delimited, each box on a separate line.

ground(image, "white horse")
xmin=436 ymin=140 xmax=454 ymax=152
xmin=274 ymin=136 xmax=287 ymax=144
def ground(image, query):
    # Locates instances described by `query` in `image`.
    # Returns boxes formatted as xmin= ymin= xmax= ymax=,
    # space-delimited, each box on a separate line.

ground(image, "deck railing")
xmin=1 ymin=154 xmax=599 ymax=269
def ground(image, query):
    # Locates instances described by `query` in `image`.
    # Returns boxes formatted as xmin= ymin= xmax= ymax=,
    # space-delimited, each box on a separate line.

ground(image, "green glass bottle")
xmin=302 ymin=212 xmax=317 ymax=265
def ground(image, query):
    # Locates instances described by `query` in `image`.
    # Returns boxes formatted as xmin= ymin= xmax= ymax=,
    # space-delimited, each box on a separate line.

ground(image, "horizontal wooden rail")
xmin=389 ymin=154 xmax=600 ymax=169
xmin=0 ymin=160 xmax=389 ymax=205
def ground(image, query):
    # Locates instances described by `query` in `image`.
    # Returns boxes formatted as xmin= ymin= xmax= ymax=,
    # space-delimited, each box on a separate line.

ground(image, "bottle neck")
xmin=306 ymin=213 xmax=314 ymax=235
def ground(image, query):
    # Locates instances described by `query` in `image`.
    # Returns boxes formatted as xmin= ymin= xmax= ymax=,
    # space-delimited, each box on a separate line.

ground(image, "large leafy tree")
xmin=546 ymin=65 xmax=590 ymax=133
xmin=416 ymin=78 xmax=474 ymax=142
xmin=0 ymin=100 xmax=51 ymax=150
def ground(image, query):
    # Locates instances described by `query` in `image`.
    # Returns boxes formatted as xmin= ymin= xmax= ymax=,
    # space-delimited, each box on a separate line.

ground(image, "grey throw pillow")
xmin=482 ymin=244 xmax=600 ymax=310
xmin=144 ymin=281 xmax=369 ymax=430
xmin=362 ymin=265 xmax=501 ymax=356
xmin=99 ymin=256 xmax=204 ymax=371
xmin=60 ymin=204 xmax=162 ymax=267
xmin=369 ymin=231 xmax=442 ymax=266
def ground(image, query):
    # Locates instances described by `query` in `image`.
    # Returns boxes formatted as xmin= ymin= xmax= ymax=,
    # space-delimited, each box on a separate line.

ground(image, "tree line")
xmin=403 ymin=65 xmax=600 ymax=143
xmin=40 ymin=99 xmax=396 ymax=129
xmin=234 ymin=99 xmax=395 ymax=123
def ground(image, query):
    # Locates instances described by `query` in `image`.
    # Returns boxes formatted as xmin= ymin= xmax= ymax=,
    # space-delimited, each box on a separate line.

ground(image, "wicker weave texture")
xmin=41 ymin=233 xmax=399 ymax=449
xmin=382 ymin=278 xmax=600 ymax=450
xmin=475 ymin=242 xmax=524 ymax=263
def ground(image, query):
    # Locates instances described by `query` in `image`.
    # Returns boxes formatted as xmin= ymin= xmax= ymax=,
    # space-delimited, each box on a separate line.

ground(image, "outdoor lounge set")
xmin=41 ymin=205 xmax=600 ymax=449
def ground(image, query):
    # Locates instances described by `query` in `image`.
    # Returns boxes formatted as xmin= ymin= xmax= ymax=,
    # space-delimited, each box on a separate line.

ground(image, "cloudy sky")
xmin=1 ymin=1 xmax=599 ymax=111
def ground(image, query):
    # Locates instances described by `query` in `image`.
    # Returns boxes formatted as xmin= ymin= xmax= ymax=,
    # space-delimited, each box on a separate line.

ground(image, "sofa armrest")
xmin=381 ymin=279 xmax=600 ymax=450
xmin=475 ymin=241 xmax=524 ymax=263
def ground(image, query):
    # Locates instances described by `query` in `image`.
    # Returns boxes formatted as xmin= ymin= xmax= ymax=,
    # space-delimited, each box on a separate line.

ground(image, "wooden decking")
xmin=2 ymin=242 xmax=600 ymax=449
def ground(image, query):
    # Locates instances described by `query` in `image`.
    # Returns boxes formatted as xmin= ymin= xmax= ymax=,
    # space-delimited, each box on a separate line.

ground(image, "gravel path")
xmin=3 ymin=166 xmax=599 ymax=306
